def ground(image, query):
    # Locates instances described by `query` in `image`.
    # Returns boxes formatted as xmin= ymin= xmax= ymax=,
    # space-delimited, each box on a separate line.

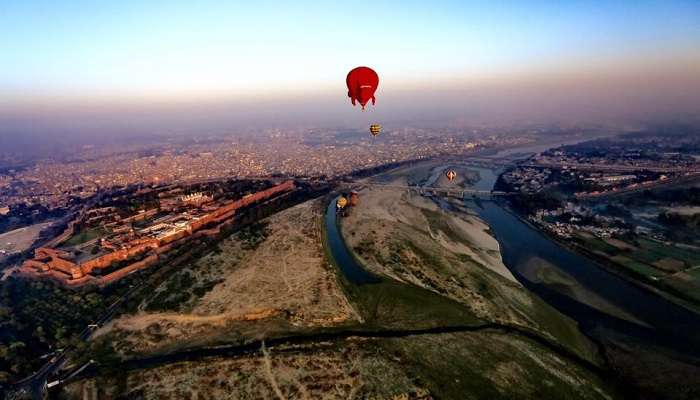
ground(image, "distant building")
xmin=180 ymin=192 xmax=213 ymax=207
xmin=601 ymin=175 xmax=636 ymax=183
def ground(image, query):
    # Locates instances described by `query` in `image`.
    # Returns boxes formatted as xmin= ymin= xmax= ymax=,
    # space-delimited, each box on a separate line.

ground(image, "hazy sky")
xmin=1 ymin=1 xmax=699 ymax=135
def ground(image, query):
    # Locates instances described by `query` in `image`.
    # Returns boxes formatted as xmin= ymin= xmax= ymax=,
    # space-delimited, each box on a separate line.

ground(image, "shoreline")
xmin=499 ymin=201 xmax=700 ymax=317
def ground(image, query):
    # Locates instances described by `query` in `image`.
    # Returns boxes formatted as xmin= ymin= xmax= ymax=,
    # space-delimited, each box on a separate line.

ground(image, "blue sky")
xmin=1 ymin=0 xmax=699 ymax=102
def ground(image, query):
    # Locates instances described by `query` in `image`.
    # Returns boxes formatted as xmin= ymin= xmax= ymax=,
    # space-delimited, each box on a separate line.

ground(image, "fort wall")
xmin=19 ymin=180 xmax=295 ymax=287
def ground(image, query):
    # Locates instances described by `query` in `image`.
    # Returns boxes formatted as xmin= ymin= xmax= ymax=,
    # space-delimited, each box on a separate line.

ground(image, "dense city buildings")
xmin=0 ymin=127 xmax=534 ymax=210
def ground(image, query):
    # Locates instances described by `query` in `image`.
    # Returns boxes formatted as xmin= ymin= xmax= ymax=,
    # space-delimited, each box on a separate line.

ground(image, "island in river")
xmin=340 ymin=159 xmax=700 ymax=400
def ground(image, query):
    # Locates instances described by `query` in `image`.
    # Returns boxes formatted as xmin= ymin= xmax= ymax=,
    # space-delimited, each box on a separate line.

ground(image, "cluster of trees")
xmin=508 ymin=191 xmax=563 ymax=215
xmin=0 ymin=202 xmax=67 ymax=234
xmin=638 ymin=187 xmax=700 ymax=205
xmin=237 ymin=222 xmax=270 ymax=250
xmin=0 ymin=183 xmax=326 ymax=384
xmin=0 ymin=278 xmax=106 ymax=383
xmin=658 ymin=212 xmax=700 ymax=229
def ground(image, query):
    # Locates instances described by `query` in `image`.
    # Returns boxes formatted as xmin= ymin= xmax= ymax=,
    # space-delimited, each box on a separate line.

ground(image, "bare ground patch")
xmin=95 ymin=199 xmax=358 ymax=355
xmin=60 ymin=342 xmax=431 ymax=400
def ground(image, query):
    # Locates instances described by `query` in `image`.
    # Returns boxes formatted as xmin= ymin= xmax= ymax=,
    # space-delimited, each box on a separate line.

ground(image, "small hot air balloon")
xmin=337 ymin=196 xmax=348 ymax=210
xmin=346 ymin=66 xmax=379 ymax=110
xmin=446 ymin=170 xmax=457 ymax=182
xmin=369 ymin=124 xmax=381 ymax=137
xmin=349 ymin=191 xmax=359 ymax=206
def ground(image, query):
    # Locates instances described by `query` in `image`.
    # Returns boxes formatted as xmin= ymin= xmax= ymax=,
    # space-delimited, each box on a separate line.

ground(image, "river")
xmin=463 ymin=167 xmax=700 ymax=356
xmin=325 ymin=162 xmax=700 ymax=359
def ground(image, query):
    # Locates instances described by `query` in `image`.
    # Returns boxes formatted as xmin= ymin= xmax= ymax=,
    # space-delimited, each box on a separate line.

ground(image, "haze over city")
xmin=2 ymin=1 xmax=699 ymax=141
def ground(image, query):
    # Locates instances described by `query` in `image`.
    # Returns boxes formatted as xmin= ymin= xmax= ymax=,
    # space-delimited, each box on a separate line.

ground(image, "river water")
xmin=325 ymin=160 xmax=700 ymax=357
xmin=464 ymin=167 xmax=700 ymax=355
xmin=325 ymin=200 xmax=379 ymax=284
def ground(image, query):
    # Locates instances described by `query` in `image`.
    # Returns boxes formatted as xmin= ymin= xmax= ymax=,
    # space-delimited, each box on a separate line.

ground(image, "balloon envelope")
xmin=346 ymin=66 xmax=379 ymax=110
xmin=337 ymin=196 xmax=348 ymax=209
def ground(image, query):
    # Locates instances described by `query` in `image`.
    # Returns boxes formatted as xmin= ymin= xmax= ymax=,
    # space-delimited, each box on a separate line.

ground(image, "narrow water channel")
xmin=325 ymin=200 xmax=379 ymax=285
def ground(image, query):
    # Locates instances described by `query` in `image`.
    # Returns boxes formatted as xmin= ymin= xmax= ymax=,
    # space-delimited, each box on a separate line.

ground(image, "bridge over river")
xmin=350 ymin=183 xmax=513 ymax=199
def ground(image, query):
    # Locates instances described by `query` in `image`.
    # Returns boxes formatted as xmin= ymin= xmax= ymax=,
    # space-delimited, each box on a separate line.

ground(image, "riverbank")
xmin=504 ymin=202 xmax=700 ymax=316
xmin=329 ymin=180 xmax=605 ymax=361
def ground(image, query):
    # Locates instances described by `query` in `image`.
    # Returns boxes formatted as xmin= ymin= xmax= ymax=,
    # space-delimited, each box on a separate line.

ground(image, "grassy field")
xmin=383 ymin=332 xmax=616 ymax=400
xmin=62 ymin=226 xmax=107 ymax=247
xmin=574 ymin=234 xmax=700 ymax=308
xmin=575 ymin=234 xmax=700 ymax=276
xmin=60 ymin=341 xmax=432 ymax=400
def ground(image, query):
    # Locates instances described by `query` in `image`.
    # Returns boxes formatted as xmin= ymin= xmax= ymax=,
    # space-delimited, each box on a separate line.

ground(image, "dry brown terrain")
xmin=62 ymin=332 xmax=615 ymax=400
xmin=61 ymin=341 xmax=432 ymax=400
xmin=95 ymin=200 xmax=358 ymax=355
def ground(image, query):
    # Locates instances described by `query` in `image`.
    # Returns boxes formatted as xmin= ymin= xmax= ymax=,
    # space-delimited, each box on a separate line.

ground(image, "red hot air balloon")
xmin=346 ymin=66 xmax=379 ymax=110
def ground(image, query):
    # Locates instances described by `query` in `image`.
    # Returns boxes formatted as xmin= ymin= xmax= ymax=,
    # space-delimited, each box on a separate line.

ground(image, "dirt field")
xmin=61 ymin=332 xmax=615 ymax=400
xmin=60 ymin=341 xmax=431 ymax=400
xmin=95 ymin=200 xmax=358 ymax=355
xmin=0 ymin=220 xmax=53 ymax=256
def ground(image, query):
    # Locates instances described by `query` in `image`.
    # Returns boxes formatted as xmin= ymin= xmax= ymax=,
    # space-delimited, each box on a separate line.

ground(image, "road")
xmin=359 ymin=182 xmax=511 ymax=198
xmin=576 ymin=173 xmax=700 ymax=199
xmin=522 ymin=161 xmax=700 ymax=174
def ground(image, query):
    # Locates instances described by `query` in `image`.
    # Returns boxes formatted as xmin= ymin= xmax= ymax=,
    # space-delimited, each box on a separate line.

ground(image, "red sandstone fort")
xmin=20 ymin=180 xmax=295 ymax=287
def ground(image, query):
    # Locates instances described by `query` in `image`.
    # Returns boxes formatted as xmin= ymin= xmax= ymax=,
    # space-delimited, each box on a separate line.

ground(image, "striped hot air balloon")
xmin=336 ymin=196 xmax=348 ymax=210
xmin=369 ymin=124 xmax=381 ymax=137
xmin=446 ymin=170 xmax=457 ymax=182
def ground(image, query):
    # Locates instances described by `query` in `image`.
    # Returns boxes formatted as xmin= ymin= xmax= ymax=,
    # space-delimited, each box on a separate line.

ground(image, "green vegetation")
xmin=0 ymin=278 xmax=107 ymax=383
xmin=142 ymin=223 xmax=269 ymax=313
xmin=659 ymin=212 xmax=700 ymax=229
xmin=323 ymin=223 xmax=480 ymax=330
xmin=383 ymin=332 xmax=616 ymax=400
xmin=574 ymin=234 xmax=700 ymax=308
xmin=346 ymin=278 xmax=481 ymax=329
xmin=632 ymin=187 xmax=700 ymax=206
xmin=420 ymin=208 xmax=467 ymax=245
xmin=612 ymin=257 xmax=663 ymax=276
xmin=574 ymin=235 xmax=620 ymax=256
xmin=236 ymin=221 xmax=270 ymax=250
xmin=575 ymin=235 xmax=700 ymax=274
xmin=144 ymin=269 xmax=222 ymax=312
xmin=327 ymin=207 xmax=596 ymax=366
xmin=63 ymin=226 xmax=107 ymax=247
